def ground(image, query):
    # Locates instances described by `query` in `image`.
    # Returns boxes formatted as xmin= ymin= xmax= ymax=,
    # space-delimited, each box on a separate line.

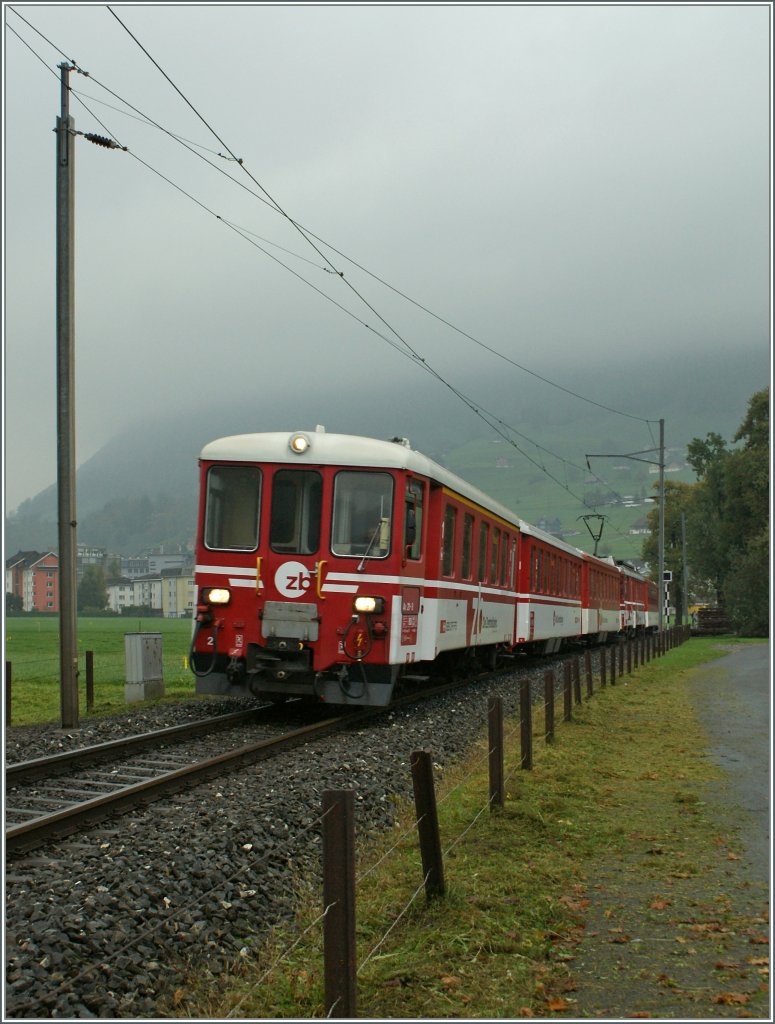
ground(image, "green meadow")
xmin=4 ymin=617 xmax=199 ymax=725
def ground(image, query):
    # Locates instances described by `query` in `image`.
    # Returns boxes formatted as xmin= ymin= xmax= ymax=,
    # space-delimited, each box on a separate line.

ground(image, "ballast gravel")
xmin=4 ymin=657 xmax=603 ymax=1018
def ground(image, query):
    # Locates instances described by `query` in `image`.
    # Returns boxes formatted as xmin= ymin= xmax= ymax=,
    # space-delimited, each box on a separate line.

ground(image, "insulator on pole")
xmin=83 ymin=133 xmax=124 ymax=150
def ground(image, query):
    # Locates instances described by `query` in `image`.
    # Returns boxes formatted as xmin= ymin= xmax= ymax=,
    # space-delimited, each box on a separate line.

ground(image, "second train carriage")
xmin=191 ymin=429 xmax=659 ymax=707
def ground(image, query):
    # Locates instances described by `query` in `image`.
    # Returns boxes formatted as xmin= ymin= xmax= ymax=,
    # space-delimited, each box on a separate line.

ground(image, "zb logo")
xmin=275 ymin=561 xmax=312 ymax=599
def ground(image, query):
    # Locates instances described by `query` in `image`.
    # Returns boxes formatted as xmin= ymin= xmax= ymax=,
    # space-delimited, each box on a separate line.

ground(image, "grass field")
xmin=4 ymin=617 xmax=199 ymax=725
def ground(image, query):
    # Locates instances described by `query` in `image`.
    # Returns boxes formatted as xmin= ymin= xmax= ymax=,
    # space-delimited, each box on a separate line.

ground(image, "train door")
xmin=473 ymin=521 xmax=489 ymax=647
xmin=395 ymin=477 xmax=427 ymax=665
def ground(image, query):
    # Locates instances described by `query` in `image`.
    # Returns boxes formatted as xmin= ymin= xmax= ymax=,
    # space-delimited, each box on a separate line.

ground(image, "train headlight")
xmin=203 ymin=587 xmax=231 ymax=605
xmin=353 ymin=595 xmax=385 ymax=614
xmin=289 ymin=432 xmax=311 ymax=455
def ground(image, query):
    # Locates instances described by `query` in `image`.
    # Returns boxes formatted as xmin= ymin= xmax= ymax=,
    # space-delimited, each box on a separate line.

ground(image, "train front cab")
xmin=192 ymin=443 xmax=434 ymax=706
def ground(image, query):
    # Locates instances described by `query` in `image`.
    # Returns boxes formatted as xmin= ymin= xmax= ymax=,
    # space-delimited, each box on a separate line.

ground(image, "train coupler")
xmin=226 ymin=657 xmax=246 ymax=685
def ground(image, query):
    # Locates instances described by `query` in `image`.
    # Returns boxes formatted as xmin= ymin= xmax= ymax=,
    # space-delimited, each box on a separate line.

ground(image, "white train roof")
xmin=200 ymin=429 xmax=597 ymax=562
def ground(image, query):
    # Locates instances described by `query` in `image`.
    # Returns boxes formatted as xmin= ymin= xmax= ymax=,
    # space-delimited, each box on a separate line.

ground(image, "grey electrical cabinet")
xmin=124 ymin=632 xmax=164 ymax=703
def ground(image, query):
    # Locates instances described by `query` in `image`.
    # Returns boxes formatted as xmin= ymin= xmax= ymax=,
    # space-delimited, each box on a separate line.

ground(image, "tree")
xmin=664 ymin=388 xmax=770 ymax=635
xmin=77 ymin=565 xmax=108 ymax=612
xmin=6 ymin=592 xmax=23 ymax=615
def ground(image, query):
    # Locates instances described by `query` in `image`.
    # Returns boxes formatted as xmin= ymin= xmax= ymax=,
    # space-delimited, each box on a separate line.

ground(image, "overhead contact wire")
xmin=11 ymin=8 xmax=636 ymax=528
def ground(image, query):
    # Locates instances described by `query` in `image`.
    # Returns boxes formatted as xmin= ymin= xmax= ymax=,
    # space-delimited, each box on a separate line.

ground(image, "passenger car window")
xmin=462 ymin=514 xmax=474 ymax=579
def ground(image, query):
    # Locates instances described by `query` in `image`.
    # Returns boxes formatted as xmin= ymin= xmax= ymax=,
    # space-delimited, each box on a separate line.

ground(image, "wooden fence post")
xmin=600 ymin=647 xmax=607 ymax=688
xmin=520 ymin=677 xmax=533 ymax=770
xmin=563 ymin=662 xmax=572 ymax=722
xmin=585 ymin=650 xmax=593 ymax=697
xmin=544 ymin=670 xmax=555 ymax=743
xmin=488 ymin=697 xmax=504 ymax=811
xmin=5 ymin=662 xmax=11 ymax=726
xmin=410 ymin=750 xmax=446 ymax=899
xmin=573 ymin=656 xmax=582 ymax=705
xmin=85 ymin=651 xmax=94 ymax=712
xmin=322 ymin=789 xmax=357 ymax=1019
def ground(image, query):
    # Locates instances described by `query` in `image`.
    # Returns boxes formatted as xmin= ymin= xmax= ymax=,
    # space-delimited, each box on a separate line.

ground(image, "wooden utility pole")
xmin=56 ymin=62 xmax=79 ymax=728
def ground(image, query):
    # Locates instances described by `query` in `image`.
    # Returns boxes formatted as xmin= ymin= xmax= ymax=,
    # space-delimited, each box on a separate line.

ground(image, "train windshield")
xmin=270 ymin=469 xmax=322 ymax=554
xmin=204 ymin=465 xmax=262 ymax=550
xmin=332 ymin=471 xmax=393 ymax=558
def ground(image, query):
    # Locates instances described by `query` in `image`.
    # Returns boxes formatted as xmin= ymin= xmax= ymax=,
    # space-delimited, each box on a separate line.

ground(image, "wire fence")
xmin=6 ymin=626 xmax=690 ymax=1018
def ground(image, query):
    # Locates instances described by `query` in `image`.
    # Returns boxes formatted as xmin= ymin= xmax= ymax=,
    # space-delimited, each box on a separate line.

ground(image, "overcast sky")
xmin=2 ymin=2 xmax=771 ymax=512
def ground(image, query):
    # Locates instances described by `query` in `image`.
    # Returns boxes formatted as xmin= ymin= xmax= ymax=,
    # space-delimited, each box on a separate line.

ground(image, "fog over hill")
xmin=5 ymin=348 xmax=768 ymax=557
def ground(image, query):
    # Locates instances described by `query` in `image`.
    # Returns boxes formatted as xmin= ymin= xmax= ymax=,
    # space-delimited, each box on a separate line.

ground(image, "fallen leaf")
xmin=440 ymin=975 xmax=461 ymax=988
xmin=629 ymin=1014 xmax=653 ymax=1019
xmin=749 ymin=934 xmax=770 ymax=945
xmin=518 ymin=1008 xmax=534 ymax=1017
xmin=545 ymin=997 xmax=570 ymax=1011
xmin=650 ymin=898 xmax=672 ymax=910
xmin=727 ymin=852 xmax=742 ymax=860
xmin=747 ymin=957 xmax=769 ymax=966
xmin=712 ymin=992 xmax=750 ymax=1005
xmin=559 ymin=895 xmax=590 ymax=911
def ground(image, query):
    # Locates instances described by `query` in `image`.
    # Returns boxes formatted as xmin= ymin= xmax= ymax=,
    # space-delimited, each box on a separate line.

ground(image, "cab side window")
xmin=405 ymin=479 xmax=424 ymax=560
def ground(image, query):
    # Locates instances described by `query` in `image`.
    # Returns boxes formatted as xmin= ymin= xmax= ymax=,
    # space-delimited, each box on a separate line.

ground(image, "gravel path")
xmin=557 ymin=643 xmax=771 ymax=1020
xmin=5 ymin=660 xmax=569 ymax=1018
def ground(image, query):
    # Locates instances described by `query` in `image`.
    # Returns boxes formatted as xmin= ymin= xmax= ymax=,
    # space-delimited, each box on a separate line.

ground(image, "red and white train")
xmin=191 ymin=429 xmax=659 ymax=706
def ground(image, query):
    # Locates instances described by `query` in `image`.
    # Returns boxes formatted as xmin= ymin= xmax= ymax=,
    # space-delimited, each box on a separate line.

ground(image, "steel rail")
xmin=6 ymin=706 xmax=272 ymax=784
xmin=5 ymin=662 xmax=576 ymax=857
xmin=5 ymin=710 xmax=366 ymax=856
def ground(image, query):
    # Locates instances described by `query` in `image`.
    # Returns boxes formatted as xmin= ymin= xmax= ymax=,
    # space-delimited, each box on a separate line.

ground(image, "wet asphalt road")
xmin=687 ymin=641 xmax=771 ymax=884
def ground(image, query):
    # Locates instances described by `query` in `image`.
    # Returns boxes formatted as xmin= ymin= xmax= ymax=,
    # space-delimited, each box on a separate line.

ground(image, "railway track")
xmin=5 ymin=702 xmax=371 ymax=855
xmin=5 ymin=648 xmax=614 ymax=857
xmin=4 ymin=678 xmax=477 ymax=856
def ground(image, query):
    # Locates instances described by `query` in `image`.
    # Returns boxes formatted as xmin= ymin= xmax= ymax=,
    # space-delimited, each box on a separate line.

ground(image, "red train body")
xmin=191 ymin=430 xmax=657 ymax=706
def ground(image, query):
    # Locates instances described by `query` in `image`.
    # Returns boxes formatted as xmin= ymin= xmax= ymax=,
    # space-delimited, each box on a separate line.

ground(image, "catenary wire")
xmin=97 ymin=9 xmax=638 ymax=523
xmin=9 ymin=12 xmax=641 ymax=533
xmin=10 ymin=3 xmax=660 ymax=438
xmin=103 ymin=3 xmax=658 ymax=428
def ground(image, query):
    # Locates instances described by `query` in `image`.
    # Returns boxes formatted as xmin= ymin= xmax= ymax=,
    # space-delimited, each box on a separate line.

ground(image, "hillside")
xmin=4 ymin=349 xmax=767 ymax=562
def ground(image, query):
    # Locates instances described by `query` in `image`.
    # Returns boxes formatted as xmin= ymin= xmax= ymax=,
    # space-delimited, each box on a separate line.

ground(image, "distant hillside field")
xmin=5 ymin=348 xmax=767 ymax=563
